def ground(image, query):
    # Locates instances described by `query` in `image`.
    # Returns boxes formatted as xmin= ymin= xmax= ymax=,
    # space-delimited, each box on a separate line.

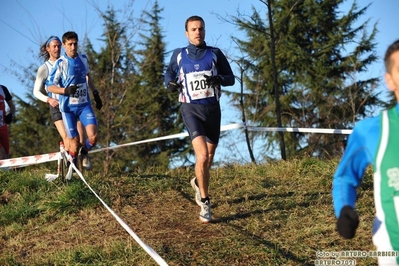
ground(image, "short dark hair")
xmin=384 ymin=40 xmax=399 ymax=73
xmin=62 ymin=31 xmax=79 ymax=44
xmin=185 ymin=16 xmax=205 ymax=31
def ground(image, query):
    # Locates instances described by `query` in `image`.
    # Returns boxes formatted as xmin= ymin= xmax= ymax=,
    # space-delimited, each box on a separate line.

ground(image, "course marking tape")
xmin=51 ymin=151 xmax=169 ymax=266
xmin=0 ymin=123 xmax=352 ymax=168
xmin=246 ymin=126 xmax=353 ymax=135
xmin=0 ymin=152 xmax=59 ymax=168
xmin=90 ymin=123 xmax=244 ymax=153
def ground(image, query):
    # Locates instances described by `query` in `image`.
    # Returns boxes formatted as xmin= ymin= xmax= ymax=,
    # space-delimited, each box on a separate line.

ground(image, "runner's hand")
xmin=204 ymin=75 xmax=222 ymax=87
xmin=4 ymin=113 xmax=13 ymax=124
xmin=64 ymin=84 xmax=79 ymax=95
xmin=337 ymin=205 xmax=359 ymax=239
xmin=93 ymin=90 xmax=103 ymax=110
xmin=167 ymin=81 xmax=182 ymax=92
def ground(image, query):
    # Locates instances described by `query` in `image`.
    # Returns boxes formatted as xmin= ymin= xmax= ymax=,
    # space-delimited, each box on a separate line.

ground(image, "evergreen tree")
xmin=230 ymin=0 xmax=383 ymax=159
xmin=85 ymin=2 xmax=190 ymax=172
xmin=84 ymin=7 xmax=143 ymax=174
xmin=132 ymin=0 xmax=190 ymax=169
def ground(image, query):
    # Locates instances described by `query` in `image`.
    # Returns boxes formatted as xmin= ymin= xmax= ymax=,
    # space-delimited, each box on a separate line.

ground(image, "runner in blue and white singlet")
xmin=48 ymin=48 xmax=97 ymax=138
xmin=47 ymin=31 xmax=102 ymax=168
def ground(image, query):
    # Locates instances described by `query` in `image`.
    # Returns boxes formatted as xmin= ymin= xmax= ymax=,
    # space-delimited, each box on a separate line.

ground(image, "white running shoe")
xmin=190 ymin=177 xmax=202 ymax=206
xmin=199 ymin=200 xmax=212 ymax=223
xmin=79 ymin=147 xmax=92 ymax=170
xmin=82 ymin=154 xmax=92 ymax=170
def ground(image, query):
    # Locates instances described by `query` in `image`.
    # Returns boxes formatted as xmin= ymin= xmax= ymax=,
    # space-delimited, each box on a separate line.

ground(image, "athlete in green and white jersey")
xmin=333 ymin=40 xmax=399 ymax=265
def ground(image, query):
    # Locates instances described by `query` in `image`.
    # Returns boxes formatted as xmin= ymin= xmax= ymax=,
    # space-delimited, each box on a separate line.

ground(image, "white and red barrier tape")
xmin=0 ymin=123 xmax=352 ymax=168
xmin=0 ymin=152 xmax=59 ymax=168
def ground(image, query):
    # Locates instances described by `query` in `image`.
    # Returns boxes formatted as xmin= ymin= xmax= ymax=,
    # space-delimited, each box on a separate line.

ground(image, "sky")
xmin=0 ymin=0 xmax=398 ymax=163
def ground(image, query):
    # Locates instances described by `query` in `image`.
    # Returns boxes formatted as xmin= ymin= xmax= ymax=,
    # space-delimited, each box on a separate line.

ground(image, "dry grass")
xmin=0 ymin=157 xmax=378 ymax=265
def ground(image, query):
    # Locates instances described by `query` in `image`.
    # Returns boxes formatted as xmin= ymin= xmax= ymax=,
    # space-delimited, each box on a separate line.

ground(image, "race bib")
xmin=69 ymin=85 xmax=88 ymax=105
xmin=185 ymin=70 xmax=215 ymax=100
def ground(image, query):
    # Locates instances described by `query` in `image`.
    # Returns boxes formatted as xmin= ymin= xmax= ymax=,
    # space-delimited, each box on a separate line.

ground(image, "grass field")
xmin=0 ymin=157 xmax=378 ymax=265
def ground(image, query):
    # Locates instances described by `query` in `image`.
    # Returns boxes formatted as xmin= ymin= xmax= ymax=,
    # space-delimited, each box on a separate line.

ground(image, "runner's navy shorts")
xmin=181 ymin=102 xmax=221 ymax=144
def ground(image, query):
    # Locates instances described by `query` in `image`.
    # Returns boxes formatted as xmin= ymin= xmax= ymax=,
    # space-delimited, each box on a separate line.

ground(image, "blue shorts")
xmin=62 ymin=105 xmax=97 ymax=138
xmin=181 ymin=102 xmax=221 ymax=144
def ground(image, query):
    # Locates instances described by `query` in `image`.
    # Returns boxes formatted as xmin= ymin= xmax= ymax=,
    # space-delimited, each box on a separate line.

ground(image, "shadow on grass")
xmin=161 ymin=171 xmax=334 ymax=265
xmin=173 ymin=179 xmax=325 ymax=265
